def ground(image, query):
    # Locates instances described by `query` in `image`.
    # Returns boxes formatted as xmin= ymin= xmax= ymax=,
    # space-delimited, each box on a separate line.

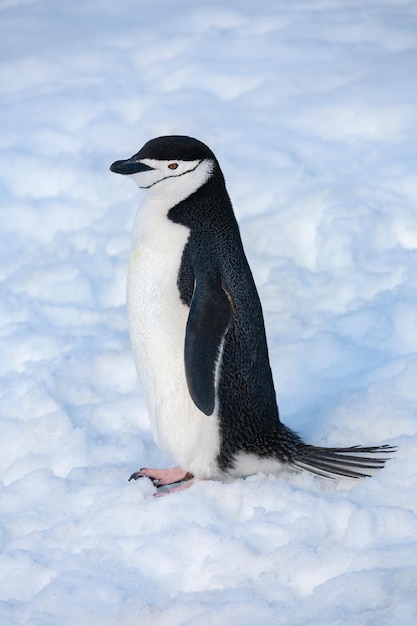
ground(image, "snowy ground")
xmin=1 ymin=0 xmax=417 ymax=624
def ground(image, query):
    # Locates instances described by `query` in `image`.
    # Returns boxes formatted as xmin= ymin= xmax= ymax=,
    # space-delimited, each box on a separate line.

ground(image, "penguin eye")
xmin=168 ymin=163 xmax=178 ymax=170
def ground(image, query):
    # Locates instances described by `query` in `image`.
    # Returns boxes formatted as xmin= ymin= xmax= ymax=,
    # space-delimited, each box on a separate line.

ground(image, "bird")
xmin=110 ymin=135 xmax=394 ymax=494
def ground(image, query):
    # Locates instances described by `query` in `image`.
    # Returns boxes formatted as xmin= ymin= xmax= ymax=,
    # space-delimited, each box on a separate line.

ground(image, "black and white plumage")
xmin=110 ymin=135 xmax=394 ymax=491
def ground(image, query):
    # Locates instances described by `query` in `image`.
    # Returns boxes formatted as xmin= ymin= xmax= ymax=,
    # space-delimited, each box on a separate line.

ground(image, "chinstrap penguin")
xmin=110 ymin=135 xmax=395 ymax=495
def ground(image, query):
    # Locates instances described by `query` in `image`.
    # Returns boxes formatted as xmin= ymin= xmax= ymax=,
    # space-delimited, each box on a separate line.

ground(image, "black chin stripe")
xmin=139 ymin=160 xmax=202 ymax=189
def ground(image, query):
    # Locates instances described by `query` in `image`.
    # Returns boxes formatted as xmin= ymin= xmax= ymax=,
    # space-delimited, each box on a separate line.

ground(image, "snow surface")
xmin=1 ymin=0 xmax=417 ymax=624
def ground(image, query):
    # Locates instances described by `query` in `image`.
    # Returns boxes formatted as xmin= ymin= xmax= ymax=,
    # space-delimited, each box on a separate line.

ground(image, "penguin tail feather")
xmin=292 ymin=443 xmax=396 ymax=479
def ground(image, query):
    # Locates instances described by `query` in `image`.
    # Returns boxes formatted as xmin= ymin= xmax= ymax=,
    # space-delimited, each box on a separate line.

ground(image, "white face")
xmin=128 ymin=158 xmax=214 ymax=199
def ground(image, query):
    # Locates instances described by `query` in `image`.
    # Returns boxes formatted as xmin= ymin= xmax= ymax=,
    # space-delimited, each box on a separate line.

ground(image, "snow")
xmin=1 ymin=0 xmax=417 ymax=623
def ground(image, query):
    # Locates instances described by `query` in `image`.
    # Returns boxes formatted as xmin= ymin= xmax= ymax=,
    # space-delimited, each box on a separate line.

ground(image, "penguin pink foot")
xmin=154 ymin=477 xmax=202 ymax=497
xmin=129 ymin=466 xmax=194 ymax=487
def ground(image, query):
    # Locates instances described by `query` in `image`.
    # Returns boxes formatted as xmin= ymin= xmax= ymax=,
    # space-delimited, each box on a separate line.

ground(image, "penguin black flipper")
xmin=185 ymin=273 xmax=232 ymax=416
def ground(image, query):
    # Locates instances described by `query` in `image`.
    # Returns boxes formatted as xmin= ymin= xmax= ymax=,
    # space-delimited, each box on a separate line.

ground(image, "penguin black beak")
xmin=110 ymin=158 xmax=155 ymax=175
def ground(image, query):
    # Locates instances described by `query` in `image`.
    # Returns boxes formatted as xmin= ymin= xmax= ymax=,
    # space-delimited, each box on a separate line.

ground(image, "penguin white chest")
xmin=127 ymin=198 xmax=220 ymax=478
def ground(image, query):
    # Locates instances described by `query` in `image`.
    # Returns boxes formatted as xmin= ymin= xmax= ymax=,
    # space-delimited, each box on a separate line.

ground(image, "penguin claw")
xmin=128 ymin=466 xmax=194 ymax=487
xmin=128 ymin=469 xmax=145 ymax=481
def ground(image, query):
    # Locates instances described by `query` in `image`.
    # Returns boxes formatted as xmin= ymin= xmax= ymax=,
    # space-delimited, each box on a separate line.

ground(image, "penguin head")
xmin=110 ymin=135 xmax=217 ymax=199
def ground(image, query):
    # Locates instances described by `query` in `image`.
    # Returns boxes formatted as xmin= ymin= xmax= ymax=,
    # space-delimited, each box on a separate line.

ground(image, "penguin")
xmin=110 ymin=135 xmax=394 ymax=494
